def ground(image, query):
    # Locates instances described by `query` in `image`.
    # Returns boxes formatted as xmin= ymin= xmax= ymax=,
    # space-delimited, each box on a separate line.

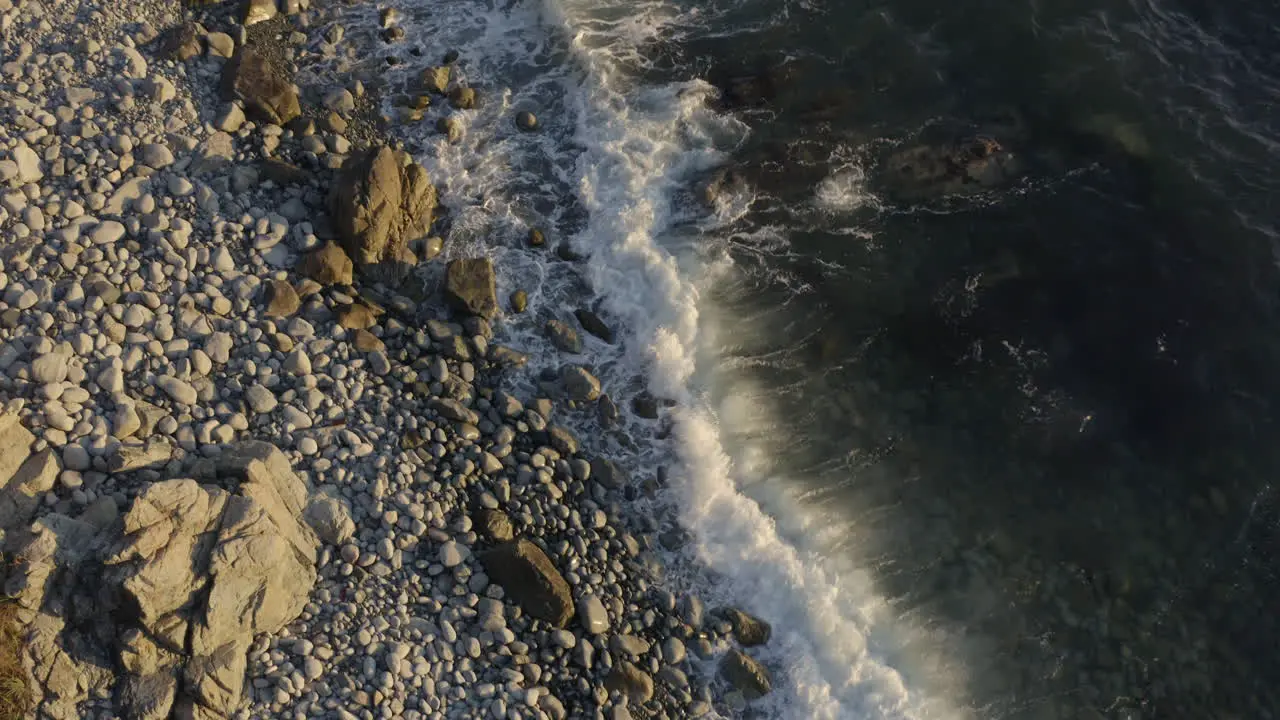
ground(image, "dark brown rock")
xmin=330 ymin=146 xmax=437 ymax=273
xmin=444 ymin=258 xmax=497 ymax=319
xmin=574 ymin=308 xmax=614 ymax=343
xmin=337 ymin=304 xmax=377 ymax=330
xmin=604 ymin=662 xmax=654 ymax=704
xmin=509 ymin=290 xmax=528 ymax=314
xmin=260 ymin=159 xmax=311 ymax=185
xmin=160 ymin=22 xmax=203 ymax=62
xmin=263 ymin=279 xmax=300 ymax=318
xmin=720 ymin=649 xmax=772 ymax=699
xmin=298 ymin=241 xmax=353 ymax=287
xmin=544 ymin=319 xmax=581 ymax=353
xmin=352 ymin=330 xmax=384 ymax=352
xmin=420 ymin=66 xmax=450 ymax=94
xmin=220 ymin=45 xmax=300 ymax=125
xmin=479 ymin=539 xmax=573 ymax=627
xmin=718 ymin=608 xmax=771 ymax=646
xmin=449 ymin=86 xmax=476 ymax=110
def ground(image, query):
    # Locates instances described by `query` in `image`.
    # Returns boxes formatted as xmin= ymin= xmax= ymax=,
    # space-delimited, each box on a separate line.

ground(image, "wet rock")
xmin=720 ymin=649 xmax=772 ymax=699
xmin=516 ymin=111 xmax=538 ymax=131
xmin=632 ymin=394 xmax=660 ymax=419
xmin=556 ymin=243 xmax=584 ymax=262
xmin=589 ymin=457 xmax=627 ymax=490
xmin=444 ymin=258 xmax=498 ymax=319
xmin=527 ymin=228 xmax=546 ymax=247
xmin=479 ymin=538 xmax=574 ymax=627
xmin=718 ymin=608 xmax=771 ymax=646
xmin=474 ymin=508 xmax=514 ymax=543
xmin=420 ymin=66 xmax=450 ymax=95
xmin=220 ymin=45 xmax=301 ymax=125
xmin=561 ymin=366 xmax=601 ymax=402
xmin=574 ymin=308 xmax=615 ymax=343
xmin=510 ymin=289 xmax=528 ymax=313
xmin=545 ymin=319 xmax=582 ymax=354
xmin=330 ymin=145 xmax=436 ymax=272
xmin=436 ymin=116 xmax=463 ymax=144
xmin=449 ymin=86 xmax=476 ymax=110
xmin=700 ymin=166 xmax=749 ymax=206
xmin=161 ymin=22 xmax=203 ymax=62
xmin=298 ymin=241 xmax=354 ymax=286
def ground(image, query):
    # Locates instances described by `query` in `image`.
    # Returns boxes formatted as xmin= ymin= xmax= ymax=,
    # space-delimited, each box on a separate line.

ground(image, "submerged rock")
xmin=881 ymin=136 xmax=1020 ymax=200
xmin=605 ymin=662 xmax=654 ymax=704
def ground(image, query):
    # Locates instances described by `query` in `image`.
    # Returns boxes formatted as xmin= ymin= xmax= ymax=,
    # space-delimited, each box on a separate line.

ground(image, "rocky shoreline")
xmin=0 ymin=0 xmax=775 ymax=718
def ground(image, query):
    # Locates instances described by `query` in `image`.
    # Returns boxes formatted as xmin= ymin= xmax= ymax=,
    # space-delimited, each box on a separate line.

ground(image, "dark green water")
xmin=684 ymin=0 xmax=1280 ymax=716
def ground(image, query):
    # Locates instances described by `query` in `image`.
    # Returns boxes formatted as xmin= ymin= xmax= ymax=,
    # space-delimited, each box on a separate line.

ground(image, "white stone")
xmin=283 ymin=349 xmax=311 ymax=376
xmin=438 ymin=540 xmax=468 ymax=568
xmin=156 ymin=376 xmax=197 ymax=405
xmin=212 ymin=247 xmax=235 ymax=273
xmin=9 ymin=144 xmax=41 ymax=185
xmin=31 ymin=354 xmax=70 ymax=384
xmin=90 ymin=220 xmax=126 ymax=245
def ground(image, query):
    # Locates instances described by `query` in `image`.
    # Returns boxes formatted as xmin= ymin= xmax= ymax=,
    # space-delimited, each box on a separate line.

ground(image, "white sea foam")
xmin=364 ymin=0 xmax=976 ymax=715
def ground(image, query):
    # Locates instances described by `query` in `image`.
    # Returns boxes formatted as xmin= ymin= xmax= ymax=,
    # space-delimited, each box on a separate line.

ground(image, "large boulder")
xmin=220 ymin=45 xmax=301 ymax=125
xmin=0 ymin=412 xmax=59 ymax=536
xmin=479 ymin=538 xmax=574 ymax=627
xmin=330 ymin=145 xmax=436 ymax=276
xmin=4 ymin=442 xmax=323 ymax=719
xmin=444 ymin=258 xmax=498 ymax=319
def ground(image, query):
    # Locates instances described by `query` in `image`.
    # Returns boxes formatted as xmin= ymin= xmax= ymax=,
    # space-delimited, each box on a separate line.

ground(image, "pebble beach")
xmin=0 ymin=0 xmax=779 ymax=717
